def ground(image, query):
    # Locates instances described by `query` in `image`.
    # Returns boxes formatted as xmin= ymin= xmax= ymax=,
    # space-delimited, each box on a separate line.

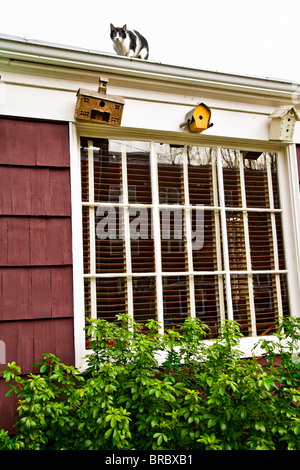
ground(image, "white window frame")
xmin=69 ymin=123 xmax=300 ymax=369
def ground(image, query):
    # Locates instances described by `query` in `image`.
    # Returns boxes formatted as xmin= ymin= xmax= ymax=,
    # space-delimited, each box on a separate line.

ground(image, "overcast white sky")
xmin=1 ymin=0 xmax=300 ymax=82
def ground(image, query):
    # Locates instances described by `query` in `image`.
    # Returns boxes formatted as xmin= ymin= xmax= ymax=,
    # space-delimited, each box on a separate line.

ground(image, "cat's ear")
xmin=110 ymin=24 xmax=115 ymax=31
xmin=122 ymin=25 xmax=127 ymax=32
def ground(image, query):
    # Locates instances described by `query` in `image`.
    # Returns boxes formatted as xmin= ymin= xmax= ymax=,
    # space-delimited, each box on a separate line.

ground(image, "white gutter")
xmin=0 ymin=34 xmax=299 ymax=101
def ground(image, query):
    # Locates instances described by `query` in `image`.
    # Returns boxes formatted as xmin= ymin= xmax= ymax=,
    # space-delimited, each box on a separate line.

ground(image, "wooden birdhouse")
xmin=180 ymin=103 xmax=213 ymax=133
xmin=268 ymin=105 xmax=300 ymax=142
xmin=75 ymin=77 xmax=125 ymax=126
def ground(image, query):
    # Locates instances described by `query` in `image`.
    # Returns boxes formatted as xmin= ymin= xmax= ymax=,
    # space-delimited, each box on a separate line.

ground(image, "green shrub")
xmin=1 ymin=315 xmax=300 ymax=450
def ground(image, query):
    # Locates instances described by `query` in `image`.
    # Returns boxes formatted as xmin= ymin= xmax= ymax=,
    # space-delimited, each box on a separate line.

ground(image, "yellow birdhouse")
xmin=180 ymin=103 xmax=213 ymax=133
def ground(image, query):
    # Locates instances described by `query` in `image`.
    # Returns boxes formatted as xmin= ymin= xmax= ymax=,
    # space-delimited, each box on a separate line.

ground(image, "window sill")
xmin=77 ymin=334 xmax=282 ymax=372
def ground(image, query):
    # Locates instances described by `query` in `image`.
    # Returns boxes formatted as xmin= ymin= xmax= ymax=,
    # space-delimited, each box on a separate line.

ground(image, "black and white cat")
xmin=110 ymin=24 xmax=149 ymax=60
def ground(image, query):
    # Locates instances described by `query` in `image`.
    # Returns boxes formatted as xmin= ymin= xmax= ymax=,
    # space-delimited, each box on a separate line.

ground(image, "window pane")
xmin=194 ymin=275 xmax=221 ymax=338
xmin=96 ymin=277 xmax=127 ymax=321
xmin=188 ymin=146 xmax=217 ymax=206
xmin=272 ymin=163 xmax=281 ymax=209
xmin=130 ymin=208 xmax=155 ymax=272
xmin=226 ymin=211 xmax=247 ymax=270
xmin=126 ymin=142 xmax=151 ymax=204
xmin=192 ymin=209 xmax=221 ymax=271
xmin=280 ymin=274 xmax=290 ymax=319
xmin=94 ymin=140 xmax=122 ymax=203
xmin=222 ymin=149 xmax=241 ymax=207
xmin=157 ymin=144 xmax=184 ymax=204
xmin=82 ymin=205 xmax=90 ymax=274
xmin=276 ymin=212 xmax=286 ymax=270
xmin=253 ymin=274 xmax=278 ymax=335
xmin=163 ymin=276 xmax=188 ymax=329
xmin=84 ymin=278 xmax=91 ymax=319
xmin=80 ymin=140 xmax=89 ymax=202
xmin=160 ymin=208 xmax=186 ymax=272
xmin=133 ymin=276 xmax=156 ymax=324
xmin=248 ymin=212 xmax=274 ymax=270
xmin=243 ymin=152 xmax=270 ymax=208
xmin=231 ymin=274 xmax=252 ymax=336
xmin=95 ymin=207 xmax=125 ymax=273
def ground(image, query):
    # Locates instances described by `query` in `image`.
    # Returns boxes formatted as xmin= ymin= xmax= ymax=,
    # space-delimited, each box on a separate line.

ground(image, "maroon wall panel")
xmin=0 ymin=217 xmax=72 ymax=266
xmin=0 ymin=167 xmax=71 ymax=216
xmin=0 ymin=318 xmax=74 ymax=434
xmin=0 ymin=267 xmax=73 ymax=320
xmin=34 ymin=121 xmax=70 ymax=167
xmin=0 ymin=118 xmax=74 ymax=433
xmin=0 ymin=118 xmax=70 ymax=167
xmin=50 ymin=266 xmax=74 ymax=318
xmin=0 ymin=380 xmax=18 ymax=434
xmin=0 ymin=119 xmax=37 ymax=166
xmin=0 ymin=318 xmax=74 ymax=373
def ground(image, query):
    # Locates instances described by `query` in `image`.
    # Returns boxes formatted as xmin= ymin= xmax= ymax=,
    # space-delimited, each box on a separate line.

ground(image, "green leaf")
xmin=104 ymin=428 xmax=113 ymax=439
xmin=255 ymin=422 xmax=266 ymax=433
xmin=78 ymin=422 xmax=85 ymax=431
xmin=278 ymin=425 xmax=286 ymax=435
xmin=111 ymin=416 xmax=116 ymax=428
xmin=5 ymin=387 xmax=16 ymax=398
xmin=220 ymin=421 xmax=227 ymax=431
xmin=208 ymin=418 xmax=218 ymax=428
xmin=32 ymin=362 xmax=42 ymax=367
xmin=40 ymin=364 xmax=47 ymax=373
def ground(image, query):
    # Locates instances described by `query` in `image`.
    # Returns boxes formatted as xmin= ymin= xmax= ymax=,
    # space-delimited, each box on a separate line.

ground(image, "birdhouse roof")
xmin=268 ymin=105 xmax=300 ymax=120
xmin=77 ymin=88 xmax=125 ymax=105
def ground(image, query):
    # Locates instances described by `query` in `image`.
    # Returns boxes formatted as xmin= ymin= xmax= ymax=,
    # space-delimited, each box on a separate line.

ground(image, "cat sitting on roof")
xmin=110 ymin=24 xmax=149 ymax=60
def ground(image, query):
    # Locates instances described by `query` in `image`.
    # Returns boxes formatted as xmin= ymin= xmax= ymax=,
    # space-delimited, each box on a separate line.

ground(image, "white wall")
xmin=1 ymin=65 xmax=299 ymax=144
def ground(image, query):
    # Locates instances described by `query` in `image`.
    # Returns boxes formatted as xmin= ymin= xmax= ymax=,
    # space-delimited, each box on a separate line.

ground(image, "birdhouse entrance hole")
xmin=91 ymin=109 xmax=110 ymax=122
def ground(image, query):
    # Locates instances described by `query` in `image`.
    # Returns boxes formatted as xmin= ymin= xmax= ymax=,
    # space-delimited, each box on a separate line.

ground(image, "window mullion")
xmin=88 ymin=139 xmax=97 ymax=320
xmin=239 ymin=152 xmax=256 ymax=336
xmin=183 ymin=147 xmax=195 ymax=318
xmin=217 ymin=147 xmax=233 ymax=321
xmin=266 ymin=154 xmax=283 ymax=320
xmin=150 ymin=142 xmax=164 ymax=334
xmin=121 ymin=144 xmax=134 ymax=323
xmin=212 ymin=149 xmax=225 ymax=324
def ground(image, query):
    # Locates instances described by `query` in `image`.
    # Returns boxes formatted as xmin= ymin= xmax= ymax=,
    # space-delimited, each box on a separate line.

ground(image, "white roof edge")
xmin=0 ymin=34 xmax=299 ymax=97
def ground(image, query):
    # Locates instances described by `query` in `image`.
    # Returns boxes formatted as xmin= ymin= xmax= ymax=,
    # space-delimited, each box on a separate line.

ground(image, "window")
xmin=80 ymin=138 xmax=289 ymax=339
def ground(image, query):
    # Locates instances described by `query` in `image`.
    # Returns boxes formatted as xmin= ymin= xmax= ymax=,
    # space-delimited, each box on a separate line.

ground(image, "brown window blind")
xmin=81 ymin=140 xmax=290 ymax=340
xmin=163 ymin=275 xmax=189 ymax=328
xmin=194 ymin=275 xmax=222 ymax=338
xmin=192 ymin=209 xmax=219 ymax=271
xmin=132 ymin=276 xmax=156 ymax=325
xmin=96 ymin=277 xmax=127 ymax=321
xmin=231 ymin=274 xmax=252 ymax=336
